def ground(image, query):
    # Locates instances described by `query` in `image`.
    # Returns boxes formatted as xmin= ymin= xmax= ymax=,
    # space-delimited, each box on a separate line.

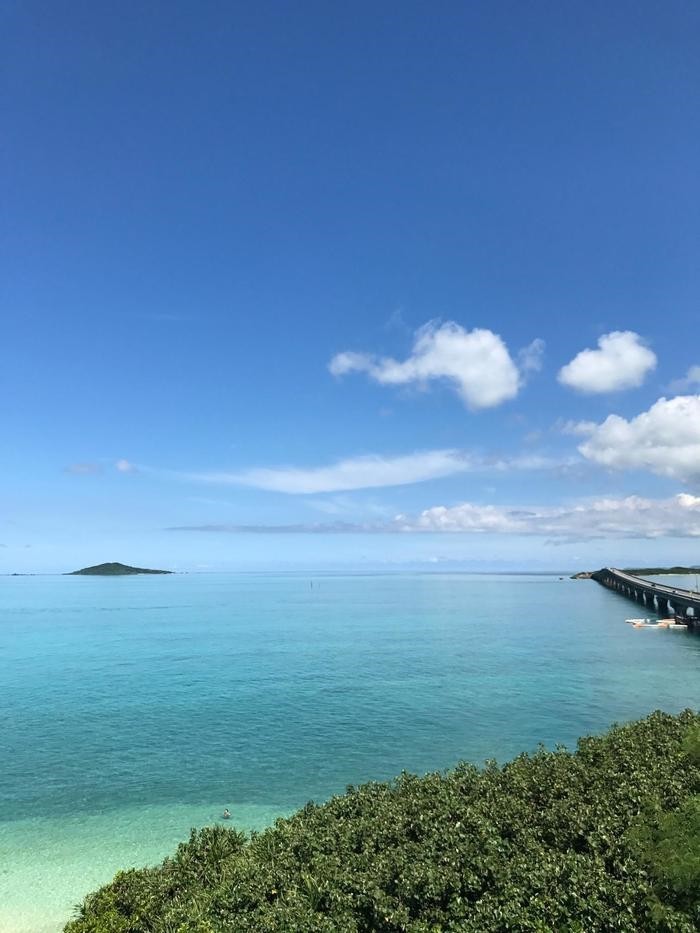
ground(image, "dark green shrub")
xmin=66 ymin=710 xmax=700 ymax=932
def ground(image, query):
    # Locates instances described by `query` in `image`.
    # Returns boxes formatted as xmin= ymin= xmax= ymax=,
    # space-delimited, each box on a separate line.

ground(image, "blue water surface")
xmin=1 ymin=572 xmax=698 ymax=931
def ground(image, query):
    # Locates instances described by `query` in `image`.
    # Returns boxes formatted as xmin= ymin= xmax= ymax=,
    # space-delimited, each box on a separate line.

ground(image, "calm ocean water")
xmin=1 ymin=572 xmax=699 ymax=932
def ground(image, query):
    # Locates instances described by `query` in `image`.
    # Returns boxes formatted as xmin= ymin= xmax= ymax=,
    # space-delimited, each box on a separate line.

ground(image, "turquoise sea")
xmin=1 ymin=571 xmax=699 ymax=932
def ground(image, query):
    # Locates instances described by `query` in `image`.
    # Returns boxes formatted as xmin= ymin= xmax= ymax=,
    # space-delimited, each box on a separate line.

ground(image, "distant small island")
xmin=571 ymin=565 xmax=699 ymax=580
xmin=68 ymin=562 xmax=172 ymax=576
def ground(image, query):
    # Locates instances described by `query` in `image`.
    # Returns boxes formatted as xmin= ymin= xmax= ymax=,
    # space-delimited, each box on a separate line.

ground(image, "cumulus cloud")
xmin=329 ymin=321 xmax=541 ymax=410
xmin=184 ymin=449 xmax=575 ymax=495
xmin=398 ymin=502 xmax=523 ymax=534
xmin=579 ymin=395 xmax=700 ymax=481
xmin=558 ymin=331 xmax=656 ymax=393
xmin=171 ymin=493 xmax=700 ymax=540
xmin=396 ymin=493 xmax=700 ymax=539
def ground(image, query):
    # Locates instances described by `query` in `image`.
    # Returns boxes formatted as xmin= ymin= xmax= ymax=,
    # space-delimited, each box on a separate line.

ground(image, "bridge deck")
xmin=607 ymin=568 xmax=700 ymax=600
xmin=591 ymin=568 xmax=700 ymax=630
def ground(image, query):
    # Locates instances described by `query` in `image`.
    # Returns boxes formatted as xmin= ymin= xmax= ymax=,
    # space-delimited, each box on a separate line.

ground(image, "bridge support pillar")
xmin=592 ymin=569 xmax=700 ymax=628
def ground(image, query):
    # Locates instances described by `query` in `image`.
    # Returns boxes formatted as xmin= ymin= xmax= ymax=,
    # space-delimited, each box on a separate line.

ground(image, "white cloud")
xmin=197 ymin=450 xmax=472 ymax=494
xmin=172 ymin=493 xmax=700 ymax=540
xmin=329 ymin=351 xmax=374 ymax=377
xmin=497 ymin=453 xmax=578 ymax=471
xmin=667 ymin=365 xmax=700 ymax=393
xmin=305 ymin=496 xmax=394 ymax=519
xmin=557 ymin=419 xmax=597 ymax=437
xmin=329 ymin=321 xmax=540 ymax=410
xmin=396 ymin=493 xmax=700 ymax=539
xmin=518 ymin=338 xmax=545 ymax=373
xmin=399 ymin=493 xmax=700 ymax=538
xmin=558 ymin=331 xmax=656 ymax=393
xmin=184 ymin=449 xmax=576 ymax=495
xmin=65 ymin=462 xmax=102 ymax=475
xmin=398 ymin=502 xmax=523 ymax=534
xmin=579 ymin=395 xmax=700 ymax=481
xmin=115 ymin=459 xmax=138 ymax=473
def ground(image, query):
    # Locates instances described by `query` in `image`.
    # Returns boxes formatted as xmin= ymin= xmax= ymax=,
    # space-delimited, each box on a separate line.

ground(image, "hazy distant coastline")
xmin=571 ymin=565 xmax=700 ymax=579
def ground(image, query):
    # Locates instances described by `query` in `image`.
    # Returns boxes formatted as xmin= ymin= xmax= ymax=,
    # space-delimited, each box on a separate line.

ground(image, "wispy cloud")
xmin=64 ymin=458 xmax=142 ymax=476
xmin=170 ymin=493 xmax=700 ymax=541
xmin=188 ymin=450 xmax=472 ymax=494
xmin=329 ymin=321 xmax=542 ymax=410
xmin=169 ymin=521 xmax=378 ymax=534
xmin=556 ymin=419 xmax=598 ymax=437
xmin=65 ymin=462 xmax=103 ymax=475
xmin=115 ymin=459 xmax=138 ymax=473
xmin=305 ymin=495 xmax=394 ymax=519
xmin=384 ymin=307 xmax=411 ymax=334
xmin=667 ymin=365 xmax=700 ymax=394
xmin=518 ymin=338 xmax=545 ymax=374
xmin=182 ymin=449 xmax=577 ymax=495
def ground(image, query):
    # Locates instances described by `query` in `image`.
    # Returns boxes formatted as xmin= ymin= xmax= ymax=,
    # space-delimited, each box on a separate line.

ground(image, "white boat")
xmin=629 ymin=618 xmax=688 ymax=630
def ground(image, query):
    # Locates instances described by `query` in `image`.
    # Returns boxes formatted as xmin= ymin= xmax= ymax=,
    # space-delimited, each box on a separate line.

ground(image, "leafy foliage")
xmin=622 ymin=567 xmax=700 ymax=576
xmin=66 ymin=711 xmax=700 ymax=932
xmin=631 ymin=795 xmax=700 ymax=925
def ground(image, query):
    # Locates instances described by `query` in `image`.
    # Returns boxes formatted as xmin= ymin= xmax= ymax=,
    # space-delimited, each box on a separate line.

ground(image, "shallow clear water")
xmin=1 ymin=572 xmax=699 ymax=931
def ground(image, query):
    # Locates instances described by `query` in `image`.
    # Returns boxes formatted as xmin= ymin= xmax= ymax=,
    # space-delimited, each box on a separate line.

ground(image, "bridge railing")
xmin=606 ymin=568 xmax=699 ymax=599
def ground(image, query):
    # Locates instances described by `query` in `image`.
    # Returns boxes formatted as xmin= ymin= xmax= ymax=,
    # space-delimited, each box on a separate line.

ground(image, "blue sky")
xmin=3 ymin=1 xmax=700 ymax=572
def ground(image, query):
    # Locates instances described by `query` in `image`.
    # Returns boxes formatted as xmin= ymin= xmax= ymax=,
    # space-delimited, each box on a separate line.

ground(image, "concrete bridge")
xmin=592 ymin=568 xmax=700 ymax=630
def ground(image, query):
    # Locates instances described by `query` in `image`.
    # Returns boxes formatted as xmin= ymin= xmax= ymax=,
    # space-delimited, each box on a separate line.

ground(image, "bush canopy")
xmin=66 ymin=710 xmax=700 ymax=932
